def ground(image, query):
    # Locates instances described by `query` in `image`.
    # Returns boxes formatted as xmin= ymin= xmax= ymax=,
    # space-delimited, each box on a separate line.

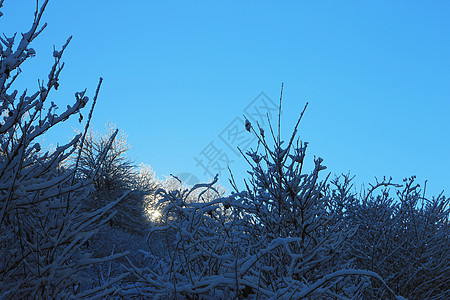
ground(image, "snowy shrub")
xmin=77 ymin=123 xmax=136 ymax=191
xmin=339 ymin=175 xmax=450 ymax=299
xmin=77 ymin=125 xmax=160 ymax=235
xmin=122 ymin=92 xmax=399 ymax=299
xmin=0 ymin=1 xmax=128 ymax=298
xmin=135 ymin=162 xmax=158 ymax=195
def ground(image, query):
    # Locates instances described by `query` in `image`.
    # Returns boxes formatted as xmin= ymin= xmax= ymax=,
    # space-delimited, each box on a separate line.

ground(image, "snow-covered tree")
xmin=77 ymin=123 xmax=136 ymax=191
xmin=0 ymin=1 xmax=128 ymax=298
xmin=76 ymin=124 xmax=162 ymax=235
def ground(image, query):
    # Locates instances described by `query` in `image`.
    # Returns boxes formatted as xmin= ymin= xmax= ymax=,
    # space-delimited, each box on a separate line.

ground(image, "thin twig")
xmin=72 ymin=77 xmax=103 ymax=184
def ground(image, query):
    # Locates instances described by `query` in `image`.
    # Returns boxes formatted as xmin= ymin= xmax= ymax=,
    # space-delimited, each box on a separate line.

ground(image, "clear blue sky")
xmin=2 ymin=0 xmax=449 ymax=197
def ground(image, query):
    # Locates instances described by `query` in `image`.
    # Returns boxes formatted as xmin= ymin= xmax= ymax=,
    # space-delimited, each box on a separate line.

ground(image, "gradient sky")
xmin=2 ymin=0 xmax=449 ymax=197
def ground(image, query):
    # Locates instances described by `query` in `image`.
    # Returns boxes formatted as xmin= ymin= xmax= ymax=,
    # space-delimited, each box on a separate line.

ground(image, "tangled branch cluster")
xmin=0 ymin=1 xmax=128 ymax=298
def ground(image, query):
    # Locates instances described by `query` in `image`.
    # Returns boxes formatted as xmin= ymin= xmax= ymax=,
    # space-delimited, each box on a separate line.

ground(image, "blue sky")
xmin=2 ymin=0 xmax=449 ymax=197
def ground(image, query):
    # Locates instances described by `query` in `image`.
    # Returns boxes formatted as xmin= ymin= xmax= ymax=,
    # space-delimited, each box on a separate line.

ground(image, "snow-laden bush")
xmin=77 ymin=123 xmax=137 ymax=191
xmin=77 ymin=124 xmax=159 ymax=235
xmin=135 ymin=163 xmax=159 ymax=195
xmin=335 ymin=175 xmax=450 ymax=299
xmin=123 ymin=93 xmax=399 ymax=299
xmin=0 ymin=1 xmax=128 ymax=298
